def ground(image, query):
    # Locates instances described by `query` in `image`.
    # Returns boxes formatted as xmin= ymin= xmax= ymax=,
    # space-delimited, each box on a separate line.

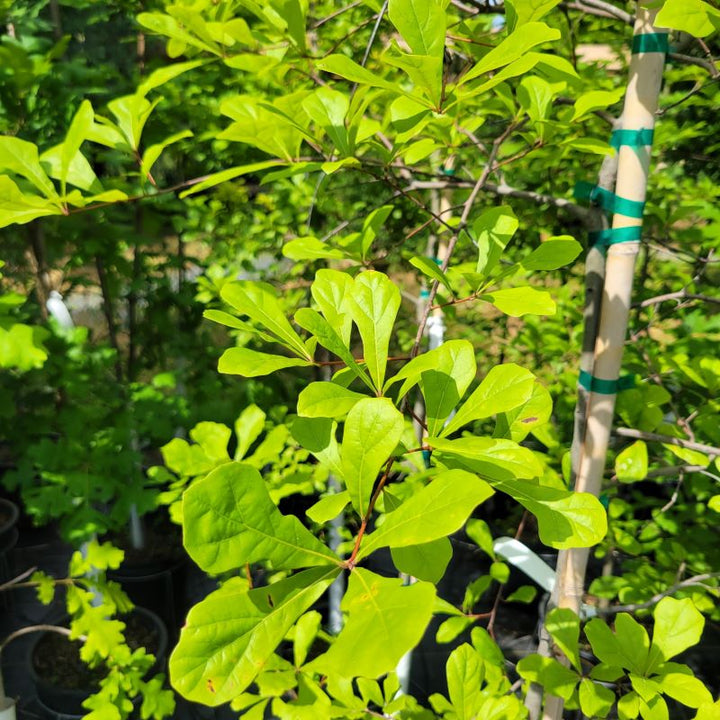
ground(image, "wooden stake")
xmin=541 ymin=6 xmax=667 ymax=719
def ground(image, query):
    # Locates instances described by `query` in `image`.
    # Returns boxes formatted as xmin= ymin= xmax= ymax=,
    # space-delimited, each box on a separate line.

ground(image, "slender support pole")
xmin=541 ymin=7 xmax=667 ymax=720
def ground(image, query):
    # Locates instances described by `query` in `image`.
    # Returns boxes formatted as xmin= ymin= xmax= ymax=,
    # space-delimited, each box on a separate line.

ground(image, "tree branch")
xmin=595 ymin=572 xmax=720 ymax=615
xmin=636 ymin=288 xmax=720 ymax=308
xmin=614 ymin=428 xmax=720 ymax=458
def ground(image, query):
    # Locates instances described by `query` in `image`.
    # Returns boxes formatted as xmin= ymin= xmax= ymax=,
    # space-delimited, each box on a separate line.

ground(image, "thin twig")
xmin=595 ymin=572 xmax=720 ymax=615
xmin=410 ymin=123 xmax=518 ymax=359
xmin=0 ymin=566 xmax=38 ymax=592
xmin=614 ymin=428 xmax=719 ymax=458
xmin=636 ymin=289 xmax=720 ymax=307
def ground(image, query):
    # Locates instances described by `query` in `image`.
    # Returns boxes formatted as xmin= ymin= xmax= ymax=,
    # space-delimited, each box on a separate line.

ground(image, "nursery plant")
xmin=0 ymin=540 xmax=174 ymax=719
xmin=1 ymin=0 xmax=719 ymax=719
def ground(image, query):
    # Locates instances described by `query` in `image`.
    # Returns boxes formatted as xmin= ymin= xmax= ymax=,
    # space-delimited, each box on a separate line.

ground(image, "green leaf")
xmin=298 ymin=382 xmax=367 ymax=418
xmin=234 ymin=405 xmax=267 ymax=461
xmin=651 ymin=597 xmax=705 ymax=662
xmin=385 ymin=339 xmax=476 ymax=408
xmin=384 ymin=46 xmax=443 ymax=108
xmin=495 ymin=479 xmax=607 ymax=548
xmin=441 ymin=363 xmax=535 ymax=437
xmin=0 ymin=137 xmax=57 ymax=197
xmin=521 ymin=237 xmax=583 ymax=271
xmin=282 ymin=236 xmax=346 ymax=261
xmin=460 ymin=23 xmax=561 ymax=85
xmin=358 ymin=470 xmax=493 ymax=559
xmin=294 ymin=611 xmax=322 ymax=668
xmin=141 ymin=129 xmax=193 ymax=180
xmin=518 ymin=75 xmax=553 ymax=123
xmin=341 ymin=398 xmax=405 ymax=516
xmin=179 ymin=161 xmax=285 ymax=198
xmin=218 ymin=348 xmax=312 ymax=377
xmin=655 ymin=0 xmax=720 ymax=38
xmin=586 ymin=614 xmax=650 ymax=674
xmin=480 ymin=287 xmax=557 ymax=317
xmin=359 ymin=205 xmax=394 ymax=259
xmin=465 ymin=518 xmax=495 ymax=559
xmin=291 ymin=417 xmax=344 ymax=479
xmin=40 ymin=145 xmax=100 ymax=193
xmin=431 ymin=436 xmax=542 ymax=481
xmin=615 ymin=441 xmax=648 ymax=483
xmin=349 ymin=271 xmax=401 ymax=391
xmin=436 ymin=616 xmax=474 ymax=644
xmin=302 ymin=87 xmax=350 ymax=156
xmin=391 ymin=537 xmax=452 ymax=583
xmin=505 ymin=585 xmax=537 ymax=603
xmin=170 ymin=568 xmax=338 ymax=705
xmin=505 ymin=0 xmax=563 ymax=30
xmin=494 ymin=381 xmax=553 ymax=442
xmin=388 ymin=0 xmax=447 ymax=58
xmin=136 ymin=59 xmax=206 ymax=95
xmin=657 ymin=673 xmax=712 ymax=708
xmin=578 ymin=678 xmax=615 ymax=719
xmin=295 ymin=308 xmax=374 ymax=391
xmin=311 ymin=269 xmax=355 ymax=346
xmin=516 ymin=655 xmax=579 ymax=701
xmin=571 ymin=88 xmax=625 ymax=121
xmin=474 ymin=206 xmax=518 ymax=277
xmin=107 ymin=94 xmax=161 ymax=151
xmin=618 ymin=691 xmax=641 ymax=720
xmin=183 ymin=463 xmax=340 ymax=573
xmin=138 ymin=12 xmax=218 ymax=54
xmin=222 ymin=282 xmax=311 ymax=359
xmin=58 ymin=100 xmax=94 ymax=194
xmin=307 ymin=568 xmax=435 ymax=678
xmin=306 ymin=491 xmax=350 ymax=524
xmin=410 ymin=256 xmax=452 ymax=290
xmin=190 ymin=421 xmax=231 ymax=463
xmin=219 ymin=96 xmax=305 ymax=160
xmin=447 ymin=644 xmax=484 ymax=720
xmin=545 ymin=608 xmax=581 ymax=672
xmin=316 ymin=54 xmax=401 ymax=93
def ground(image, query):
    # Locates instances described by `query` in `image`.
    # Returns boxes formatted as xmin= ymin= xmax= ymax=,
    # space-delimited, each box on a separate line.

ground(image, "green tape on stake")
xmin=574 ymin=181 xmax=645 ymax=219
xmin=589 ymin=225 xmax=643 ymax=248
xmin=611 ymin=128 xmax=654 ymax=149
xmin=579 ymin=370 xmax=635 ymax=395
xmin=632 ymin=33 xmax=670 ymax=55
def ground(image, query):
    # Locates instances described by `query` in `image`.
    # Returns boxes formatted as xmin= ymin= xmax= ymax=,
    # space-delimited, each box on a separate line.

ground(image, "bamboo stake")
xmin=541 ymin=7 xmax=667 ymax=720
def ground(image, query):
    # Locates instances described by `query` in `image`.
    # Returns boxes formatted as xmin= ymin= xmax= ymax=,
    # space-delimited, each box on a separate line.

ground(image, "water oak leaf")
xmin=481 ymin=287 xmax=556 ymax=317
xmin=651 ymin=597 xmax=705 ymax=662
xmin=579 ymin=678 xmax=615 ymax=719
xmin=183 ymin=463 xmax=340 ymax=573
xmin=170 ymin=568 xmax=338 ymax=705
xmin=430 ymin=436 xmax=542 ymax=481
xmin=311 ymin=269 xmax=354 ymax=345
xmin=516 ymin=655 xmax=579 ymax=701
xmin=586 ymin=614 xmax=650 ymax=674
xmin=297 ymin=382 xmax=366 ymax=418
xmin=441 ymin=363 xmax=534 ymax=437
xmin=615 ymin=441 xmax=648 ymax=482
xmin=545 ymin=608 xmax=581 ymax=672
xmin=391 ymin=537 xmax=452 ymax=583
xmin=341 ymin=398 xmax=405 ymax=516
xmin=234 ymin=405 xmax=266 ymax=461
xmin=295 ymin=308 xmax=373 ymax=391
xmin=388 ymin=0 xmax=447 ymax=58
xmin=447 ymin=644 xmax=485 ymax=720
xmin=307 ymin=568 xmax=435 ymax=678
xmin=655 ymin=0 xmax=720 ymax=37
xmin=460 ymin=23 xmax=560 ymax=85
xmin=521 ymin=237 xmax=582 ymax=271
xmin=306 ymin=491 xmax=350 ymax=524
xmin=506 ymin=0 xmax=562 ymax=29
xmin=358 ymin=469 xmax=493 ymax=559
xmin=218 ymin=348 xmax=311 ymax=377
xmin=0 ymin=137 xmax=57 ymax=197
xmin=496 ymin=479 xmax=607 ymax=548
xmin=474 ymin=206 xmax=518 ymax=277
xmin=0 ymin=176 xmax=62 ymax=228
xmin=348 ymin=271 xmax=401 ymax=390
xmin=221 ymin=282 xmax=310 ymax=359
xmin=291 ymin=417 xmax=344 ymax=479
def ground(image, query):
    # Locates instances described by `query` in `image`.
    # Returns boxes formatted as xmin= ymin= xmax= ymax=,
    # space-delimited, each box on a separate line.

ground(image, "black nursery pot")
xmin=30 ymin=607 xmax=168 ymax=718
xmin=0 ymin=498 xmax=19 ymax=547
